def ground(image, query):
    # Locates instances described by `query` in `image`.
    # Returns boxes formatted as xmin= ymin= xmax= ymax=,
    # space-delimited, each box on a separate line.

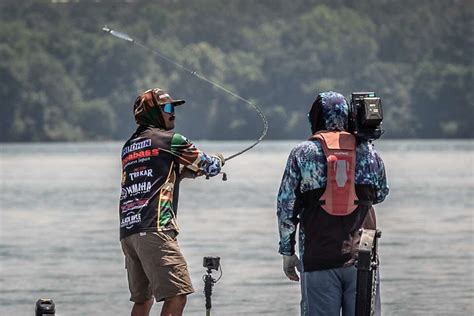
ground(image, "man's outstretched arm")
xmin=170 ymin=133 xmax=223 ymax=177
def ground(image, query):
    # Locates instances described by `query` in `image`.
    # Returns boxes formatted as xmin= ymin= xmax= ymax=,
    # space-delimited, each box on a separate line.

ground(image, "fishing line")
xmin=102 ymin=26 xmax=268 ymax=161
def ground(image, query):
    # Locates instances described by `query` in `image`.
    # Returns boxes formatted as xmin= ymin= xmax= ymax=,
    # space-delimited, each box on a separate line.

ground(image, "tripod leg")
xmin=204 ymin=273 xmax=213 ymax=314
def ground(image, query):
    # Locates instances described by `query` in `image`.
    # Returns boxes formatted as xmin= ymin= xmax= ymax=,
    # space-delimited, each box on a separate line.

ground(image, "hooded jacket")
xmin=277 ymin=91 xmax=389 ymax=271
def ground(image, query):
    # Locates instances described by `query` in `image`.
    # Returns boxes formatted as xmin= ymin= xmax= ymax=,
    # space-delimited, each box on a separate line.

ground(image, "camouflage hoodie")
xmin=276 ymin=91 xmax=389 ymax=268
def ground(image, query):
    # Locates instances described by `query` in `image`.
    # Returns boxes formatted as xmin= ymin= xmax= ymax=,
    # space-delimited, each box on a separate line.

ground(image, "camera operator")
xmin=276 ymin=91 xmax=389 ymax=316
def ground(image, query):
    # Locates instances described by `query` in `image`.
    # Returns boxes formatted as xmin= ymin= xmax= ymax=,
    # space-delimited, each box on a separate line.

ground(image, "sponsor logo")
xmin=124 ymin=181 xmax=152 ymax=196
xmin=122 ymin=149 xmax=159 ymax=167
xmin=129 ymin=168 xmax=153 ymax=181
xmin=122 ymin=139 xmax=152 ymax=157
xmin=121 ymin=211 xmax=142 ymax=229
xmin=333 ymin=151 xmax=350 ymax=156
xmin=121 ymin=198 xmax=149 ymax=213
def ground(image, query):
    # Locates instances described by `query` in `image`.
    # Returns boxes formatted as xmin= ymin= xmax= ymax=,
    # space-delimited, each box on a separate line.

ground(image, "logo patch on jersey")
xmin=124 ymin=181 xmax=152 ymax=196
xmin=129 ymin=168 xmax=153 ymax=181
xmin=122 ymin=139 xmax=152 ymax=157
xmin=121 ymin=211 xmax=142 ymax=229
xmin=122 ymin=149 xmax=159 ymax=167
xmin=121 ymin=199 xmax=149 ymax=213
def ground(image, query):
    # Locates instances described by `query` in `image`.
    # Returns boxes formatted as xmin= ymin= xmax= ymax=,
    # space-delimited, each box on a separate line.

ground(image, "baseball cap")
xmin=134 ymin=88 xmax=185 ymax=119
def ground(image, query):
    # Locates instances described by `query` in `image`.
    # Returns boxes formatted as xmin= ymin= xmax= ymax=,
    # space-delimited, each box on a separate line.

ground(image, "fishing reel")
xmin=206 ymin=172 xmax=227 ymax=181
xmin=180 ymin=167 xmax=227 ymax=181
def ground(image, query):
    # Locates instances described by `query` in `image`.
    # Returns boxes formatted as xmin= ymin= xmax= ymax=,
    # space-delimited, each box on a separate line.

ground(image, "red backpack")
xmin=310 ymin=131 xmax=358 ymax=216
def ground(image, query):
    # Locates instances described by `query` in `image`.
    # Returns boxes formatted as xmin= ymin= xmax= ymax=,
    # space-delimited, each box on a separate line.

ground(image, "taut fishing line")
xmin=102 ymin=26 xmax=268 ymax=162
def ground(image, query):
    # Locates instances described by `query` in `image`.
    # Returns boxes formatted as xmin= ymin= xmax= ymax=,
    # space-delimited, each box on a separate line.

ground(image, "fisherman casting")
xmin=119 ymin=88 xmax=225 ymax=316
xmin=103 ymin=25 xmax=270 ymax=316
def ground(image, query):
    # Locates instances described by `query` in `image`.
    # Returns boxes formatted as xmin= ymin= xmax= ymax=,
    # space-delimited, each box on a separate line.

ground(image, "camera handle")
xmin=204 ymin=268 xmax=217 ymax=316
xmin=355 ymin=229 xmax=382 ymax=316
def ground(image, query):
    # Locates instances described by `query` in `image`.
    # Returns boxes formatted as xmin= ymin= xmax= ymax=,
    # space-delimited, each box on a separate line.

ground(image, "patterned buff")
xmin=319 ymin=91 xmax=349 ymax=131
xmin=133 ymin=88 xmax=185 ymax=128
xmin=308 ymin=91 xmax=349 ymax=133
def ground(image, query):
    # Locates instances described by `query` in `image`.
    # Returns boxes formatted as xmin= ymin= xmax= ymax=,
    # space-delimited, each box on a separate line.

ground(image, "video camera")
xmin=349 ymin=92 xmax=384 ymax=141
xmin=203 ymin=256 xmax=220 ymax=271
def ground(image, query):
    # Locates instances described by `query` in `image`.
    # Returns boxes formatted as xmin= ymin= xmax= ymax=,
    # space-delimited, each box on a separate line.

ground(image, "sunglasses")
xmin=161 ymin=103 xmax=175 ymax=114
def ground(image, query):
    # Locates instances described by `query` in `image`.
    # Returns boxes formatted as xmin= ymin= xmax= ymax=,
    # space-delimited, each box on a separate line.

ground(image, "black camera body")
xmin=203 ymin=256 xmax=220 ymax=271
xmin=349 ymin=92 xmax=383 ymax=141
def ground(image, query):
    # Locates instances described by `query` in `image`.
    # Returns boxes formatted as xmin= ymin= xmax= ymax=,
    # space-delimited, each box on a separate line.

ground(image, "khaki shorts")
xmin=120 ymin=230 xmax=195 ymax=302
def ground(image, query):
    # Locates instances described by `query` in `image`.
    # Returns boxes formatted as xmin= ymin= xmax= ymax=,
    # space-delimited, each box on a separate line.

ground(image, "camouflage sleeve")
xmin=373 ymin=152 xmax=389 ymax=204
xmin=170 ymin=133 xmax=222 ymax=177
xmin=277 ymin=147 xmax=302 ymax=256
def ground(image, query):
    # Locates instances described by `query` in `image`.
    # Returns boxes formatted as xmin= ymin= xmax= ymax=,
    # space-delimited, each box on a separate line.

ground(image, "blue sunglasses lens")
xmin=162 ymin=103 xmax=174 ymax=114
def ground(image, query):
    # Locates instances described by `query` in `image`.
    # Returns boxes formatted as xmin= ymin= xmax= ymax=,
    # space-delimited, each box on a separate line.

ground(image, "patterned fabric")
xmin=319 ymin=91 xmax=349 ymax=131
xmin=156 ymin=133 xmax=222 ymax=230
xmin=277 ymin=93 xmax=389 ymax=256
xmin=170 ymin=133 xmax=221 ymax=176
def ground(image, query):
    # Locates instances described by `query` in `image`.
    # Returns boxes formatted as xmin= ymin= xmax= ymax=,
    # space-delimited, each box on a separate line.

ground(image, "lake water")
xmin=0 ymin=140 xmax=472 ymax=316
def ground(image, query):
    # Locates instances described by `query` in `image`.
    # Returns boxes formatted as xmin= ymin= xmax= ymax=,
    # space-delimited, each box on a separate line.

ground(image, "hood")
xmin=308 ymin=91 xmax=348 ymax=133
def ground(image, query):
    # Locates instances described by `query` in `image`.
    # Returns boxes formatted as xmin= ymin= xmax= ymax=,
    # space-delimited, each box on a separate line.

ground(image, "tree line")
xmin=0 ymin=0 xmax=472 ymax=142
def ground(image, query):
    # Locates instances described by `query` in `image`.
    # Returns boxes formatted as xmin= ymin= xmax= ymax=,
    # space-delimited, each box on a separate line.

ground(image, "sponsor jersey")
xmin=119 ymin=125 xmax=222 ymax=239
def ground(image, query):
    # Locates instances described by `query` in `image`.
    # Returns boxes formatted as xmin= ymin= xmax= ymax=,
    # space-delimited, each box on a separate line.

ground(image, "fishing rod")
xmin=102 ymin=26 xmax=268 ymax=162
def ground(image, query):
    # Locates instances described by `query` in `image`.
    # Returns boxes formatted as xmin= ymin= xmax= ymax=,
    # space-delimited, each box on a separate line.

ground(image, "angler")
xmin=104 ymin=26 xmax=268 ymax=316
xmin=119 ymin=88 xmax=225 ymax=316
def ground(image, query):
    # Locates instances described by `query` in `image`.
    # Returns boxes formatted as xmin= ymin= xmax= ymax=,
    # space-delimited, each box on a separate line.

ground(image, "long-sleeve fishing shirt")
xmin=277 ymin=140 xmax=389 ymax=257
xmin=120 ymin=125 xmax=221 ymax=239
xmin=276 ymin=91 xmax=389 ymax=267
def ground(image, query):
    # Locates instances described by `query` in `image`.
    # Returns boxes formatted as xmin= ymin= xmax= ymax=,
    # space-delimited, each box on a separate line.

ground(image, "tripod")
xmin=202 ymin=256 xmax=222 ymax=316
xmin=203 ymin=268 xmax=218 ymax=316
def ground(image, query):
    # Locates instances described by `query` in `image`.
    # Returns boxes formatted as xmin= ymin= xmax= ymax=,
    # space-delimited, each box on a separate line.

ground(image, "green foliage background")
xmin=1 ymin=0 xmax=472 ymax=141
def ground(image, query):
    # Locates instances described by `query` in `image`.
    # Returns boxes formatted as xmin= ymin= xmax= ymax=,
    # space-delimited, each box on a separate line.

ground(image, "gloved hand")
xmin=213 ymin=152 xmax=225 ymax=167
xmin=282 ymin=254 xmax=300 ymax=281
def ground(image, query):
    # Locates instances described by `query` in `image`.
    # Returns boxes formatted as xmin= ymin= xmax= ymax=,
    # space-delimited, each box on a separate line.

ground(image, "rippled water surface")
xmin=0 ymin=140 xmax=473 ymax=315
